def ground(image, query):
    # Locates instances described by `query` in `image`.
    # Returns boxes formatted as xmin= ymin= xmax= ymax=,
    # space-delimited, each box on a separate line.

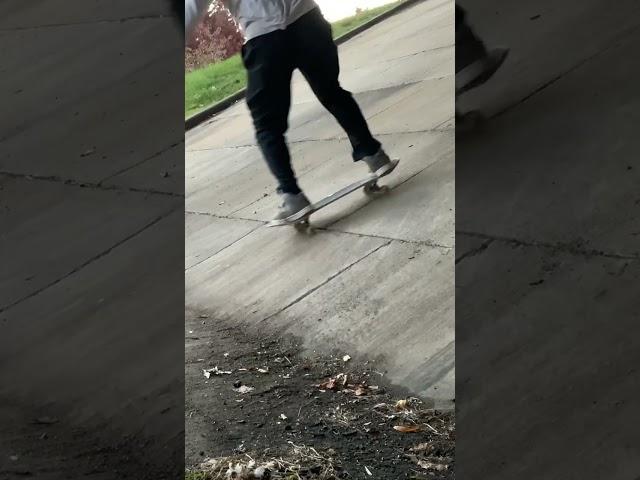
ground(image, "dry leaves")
xmin=395 ymin=399 xmax=408 ymax=411
xmin=317 ymin=374 xmax=378 ymax=397
xmin=417 ymin=460 xmax=449 ymax=472
xmin=393 ymin=425 xmax=422 ymax=433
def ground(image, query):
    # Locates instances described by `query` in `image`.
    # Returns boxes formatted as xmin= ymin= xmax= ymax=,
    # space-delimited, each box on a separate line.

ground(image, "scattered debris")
xmin=394 ymin=425 xmax=422 ymax=433
xmin=80 ymin=147 xmax=95 ymax=157
xmin=196 ymin=443 xmax=341 ymax=480
xmin=203 ymin=367 xmax=232 ymax=378
xmin=416 ymin=459 xmax=449 ymax=471
xmin=354 ymin=385 xmax=368 ymax=396
xmin=235 ymin=385 xmax=254 ymax=394
xmin=187 ymin=327 xmax=455 ymax=478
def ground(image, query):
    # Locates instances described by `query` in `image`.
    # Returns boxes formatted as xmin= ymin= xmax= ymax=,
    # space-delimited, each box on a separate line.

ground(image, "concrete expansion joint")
xmin=260 ymin=240 xmax=393 ymax=324
xmin=0 ymin=171 xmax=183 ymax=198
xmin=0 ymin=212 xmax=175 ymax=315
xmin=458 ymin=231 xmax=639 ymax=261
xmin=492 ymin=31 xmax=637 ymax=121
xmin=0 ymin=14 xmax=173 ymax=32
xmin=321 ymin=227 xmax=452 ymax=251
xmin=98 ymin=141 xmax=183 ymax=185
xmin=187 ymin=128 xmax=449 ymax=153
xmin=455 ymin=239 xmax=493 ymax=265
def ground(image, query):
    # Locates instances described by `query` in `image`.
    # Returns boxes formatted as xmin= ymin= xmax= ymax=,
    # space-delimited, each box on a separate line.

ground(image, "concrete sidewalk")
xmin=0 ymin=2 xmax=184 ymax=477
xmin=456 ymin=1 xmax=640 ymax=478
xmin=185 ymin=0 xmax=455 ymax=405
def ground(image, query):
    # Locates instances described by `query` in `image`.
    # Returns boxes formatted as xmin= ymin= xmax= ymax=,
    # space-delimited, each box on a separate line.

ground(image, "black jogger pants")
xmin=241 ymin=8 xmax=381 ymax=194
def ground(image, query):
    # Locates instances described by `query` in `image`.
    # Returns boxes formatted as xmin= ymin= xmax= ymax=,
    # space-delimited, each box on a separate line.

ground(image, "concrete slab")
xmin=185 ymin=228 xmax=388 ymax=321
xmin=1 ymin=20 xmax=183 ymax=182
xmin=336 ymin=0 xmax=453 ymax=70
xmin=333 ymin=151 xmax=454 ymax=246
xmin=457 ymin=30 xmax=640 ymax=257
xmin=0 ymin=210 xmax=184 ymax=441
xmin=0 ymin=176 xmax=177 ymax=310
xmin=269 ymin=241 xmax=455 ymax=405
xmin=457 ymin=0 xmax=640 ymax=117
xmin=103 ymin=142 xmax=184 ymax=195
xmin=0 ymin=1 xmax=172 ymax=28
xmin=185 ymin=213 xmax=259 ymax=270
xmin=367 ymin=77 xmax=453 ymax=134
xmin=456 ymin=240 xmax=640 ymax=479
xmin=186 ymin=142 xmax=333 ymax=216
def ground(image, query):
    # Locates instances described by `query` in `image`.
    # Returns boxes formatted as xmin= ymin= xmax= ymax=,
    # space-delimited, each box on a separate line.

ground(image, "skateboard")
xmin=267 ymin=159 xmax=400 ymax=233
xmin=456 ymin=47 xmax=510 ymax=131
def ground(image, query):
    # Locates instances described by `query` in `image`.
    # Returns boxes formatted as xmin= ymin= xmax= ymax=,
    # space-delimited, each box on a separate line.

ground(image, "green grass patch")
xmin=331 ymin=1 xmax=401 ymax=38
xmin=185 ymin=1 xmax=402 ymax=118
xmin=185 ymin=54 xmax=245 ymax=118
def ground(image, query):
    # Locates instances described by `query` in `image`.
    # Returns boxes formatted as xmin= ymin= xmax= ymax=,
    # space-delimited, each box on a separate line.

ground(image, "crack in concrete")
xmin=260 ymin=240 xmax=394 ymax=323
xmin=186 ymin=127 xmax=450 ymax=153
xmin=0 ymin=211 xmax=177 ymax=314
xmin=98 ymin=141 xmax=183 ymax=184
xmin=185 ymin=211 xmax=451 ymax=250
xmin=457 ymin=231 xmax=639 ymax=261
xmin=491 ymin=23 xmax=640 ymax=121
xmin=185 ymin=224 xmax=263 ymax=272
xmin=455 ymin=239 xmax=493 ymax=265
xmin=185 ymin=210 xmax=265 ymax=224
xmin=0 ymin=14 xmax=173 ymax=32
xmin=0 ymin=171 xmax=183 ymax=198
xmin=318 ymin=226 xmax=452 ymax=251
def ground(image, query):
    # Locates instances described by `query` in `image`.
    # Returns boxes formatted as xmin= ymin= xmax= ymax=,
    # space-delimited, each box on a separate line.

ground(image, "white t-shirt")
xmin=186 ymin=0 xmax=319 ymax=42
xmin=223 ymin=0 xmax=318 ymax=41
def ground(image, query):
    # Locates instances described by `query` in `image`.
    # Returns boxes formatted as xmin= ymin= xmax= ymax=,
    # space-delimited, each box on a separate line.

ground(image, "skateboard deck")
xmin=267 ymin=159 xmax=400 ymax=232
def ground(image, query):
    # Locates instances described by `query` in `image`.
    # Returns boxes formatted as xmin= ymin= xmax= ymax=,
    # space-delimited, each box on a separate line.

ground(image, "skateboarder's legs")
xmin=455 ymin=4 xmax=487 ymax=71
xmin=242 ymin=7 xmax=387 ymax=196
xmin=289 ymin=8 xmax=381 ymax=162
xmin=455 ymin=4 xmax=509 ymax=94
xmin=242 ymin=32 xmax=300 ymax=194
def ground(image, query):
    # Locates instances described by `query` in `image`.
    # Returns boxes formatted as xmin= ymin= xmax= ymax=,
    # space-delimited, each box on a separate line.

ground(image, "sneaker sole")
xmin=373 ymin=158 xmax=399 ymax=178
xmin=456 ymin=48 xmax=509 ymax=95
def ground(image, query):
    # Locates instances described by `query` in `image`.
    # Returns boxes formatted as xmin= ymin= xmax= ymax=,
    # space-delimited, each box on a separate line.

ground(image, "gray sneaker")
xmin=456 ymin=47 xmax=509 ymax=95
xmin=362 ymin=149 xmax=397 ymax=177
xmin=273 ymin=191 xmax=312 ymax=222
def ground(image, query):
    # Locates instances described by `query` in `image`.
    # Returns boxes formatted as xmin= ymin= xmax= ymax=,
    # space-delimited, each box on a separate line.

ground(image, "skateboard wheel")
xmin=364 ymin=183 xmax=389 ymax=195
xmin=294 ymin=220 xmax=313 ymax=235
